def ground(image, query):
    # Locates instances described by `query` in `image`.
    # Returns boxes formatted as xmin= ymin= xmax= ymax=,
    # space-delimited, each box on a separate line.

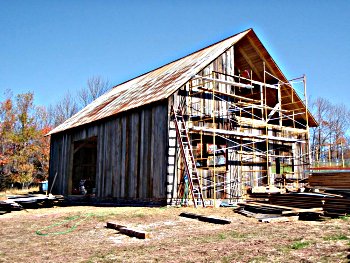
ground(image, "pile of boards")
xmin=0 ymin=194 xmax=63 ymax=214
xmin=269 ymin=192 xmax=350 ymax=217
xmin=245 ymin=168 xmax=350 ymax=219
xmin=309 ymin=170 xmax=350 ymax=189
xmin=238 ymin=191 xmax=350 ymax=221
xmin=236 ymin=201 xmax=322 ymax=222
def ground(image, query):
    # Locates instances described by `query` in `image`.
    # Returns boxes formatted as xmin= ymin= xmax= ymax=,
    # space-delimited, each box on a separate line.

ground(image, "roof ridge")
xmin=110 ymin=28 xmax=252 ymax=90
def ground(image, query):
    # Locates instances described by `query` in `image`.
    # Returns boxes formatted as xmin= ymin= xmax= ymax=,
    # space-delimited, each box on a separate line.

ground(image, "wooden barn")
xmin=48 ymin=28 xmax=317 ymax=206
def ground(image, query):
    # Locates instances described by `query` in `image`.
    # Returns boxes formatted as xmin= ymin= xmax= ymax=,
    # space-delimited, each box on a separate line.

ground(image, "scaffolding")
xmin=175 ymin=65 xmax=311 ymax=205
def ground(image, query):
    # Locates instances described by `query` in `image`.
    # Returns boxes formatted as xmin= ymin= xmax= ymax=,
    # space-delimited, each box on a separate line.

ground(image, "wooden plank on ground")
xmin=259 ymin=216 xmax=299 ymax=223
xmin=246 ymin=202 xmax=323 ymax=214
xmin=281 ymin=207 xmax=323 ymax=215
xmin=106 ymin=222 xmax=151 ymax=239
xmin=179 ymin=212 xmax=231 ymax=224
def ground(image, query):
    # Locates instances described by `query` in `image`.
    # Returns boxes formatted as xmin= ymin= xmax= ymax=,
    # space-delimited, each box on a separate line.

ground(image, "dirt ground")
xmin=0 ymin=205 xmax=349 ymax=263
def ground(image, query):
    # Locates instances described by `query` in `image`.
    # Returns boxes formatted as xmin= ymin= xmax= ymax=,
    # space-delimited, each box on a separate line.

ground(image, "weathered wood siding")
xmin=167 ymin=47 xmax=236 ymax=202
xmin=49 ymin=101 xmax=168 ymax=203
xmin=168 ymin=45 xmax=310 ymax=201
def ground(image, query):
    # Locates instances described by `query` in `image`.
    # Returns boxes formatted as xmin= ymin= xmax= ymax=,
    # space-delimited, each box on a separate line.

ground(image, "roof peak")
xmin=110 ymin=28 xmax=253 ymax=90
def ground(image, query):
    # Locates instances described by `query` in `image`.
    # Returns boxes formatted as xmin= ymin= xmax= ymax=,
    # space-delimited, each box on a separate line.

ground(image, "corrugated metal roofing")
xmin=48 ymin=28 xmax=316 ymax=135
xmin=48 ymin=29 xmax=251 ymax=135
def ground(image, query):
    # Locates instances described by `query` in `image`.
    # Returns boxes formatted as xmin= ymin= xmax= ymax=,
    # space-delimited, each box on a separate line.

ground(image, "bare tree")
xmin=327 ymin=104 xmax=350 ymax=159
xmin=310 ymin=97 xmax=332 ymax=162
xmin=310 ymin=97 xmax=350 ymax=163
xmin=49 ymin=91 xmax=79 ymax=127
xmin=78 ymin=76 xmax=110 ymax=108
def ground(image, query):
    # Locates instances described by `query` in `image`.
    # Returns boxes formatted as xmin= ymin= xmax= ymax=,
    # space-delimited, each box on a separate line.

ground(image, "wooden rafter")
xmin=237 ymin=46 xmax=263 ymax=80
xmin=246 ymin=35 xmax=278 ymax=78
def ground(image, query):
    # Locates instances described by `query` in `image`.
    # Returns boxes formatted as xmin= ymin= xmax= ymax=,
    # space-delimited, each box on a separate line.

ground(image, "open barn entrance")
xmin=71 ymin=136 xmax=97 ymax=195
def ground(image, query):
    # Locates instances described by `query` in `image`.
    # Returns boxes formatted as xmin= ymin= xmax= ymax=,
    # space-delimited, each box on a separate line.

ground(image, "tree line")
xmin=309 ymin=97 xmax=350 ymax=165
xmin=0 ymin=76 xmax=110 ymax=190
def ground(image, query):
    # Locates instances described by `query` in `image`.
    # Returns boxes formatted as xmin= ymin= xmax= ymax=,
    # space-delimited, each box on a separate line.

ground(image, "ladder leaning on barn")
xmin=171 ymin=106 xmax=205 ymax=208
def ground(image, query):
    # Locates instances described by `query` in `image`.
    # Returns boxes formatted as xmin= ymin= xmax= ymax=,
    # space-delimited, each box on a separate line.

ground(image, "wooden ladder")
xmin=172 ymin=106 xmax=205 ymax=208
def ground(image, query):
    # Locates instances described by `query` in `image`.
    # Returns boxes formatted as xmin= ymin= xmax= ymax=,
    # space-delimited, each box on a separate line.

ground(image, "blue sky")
xmin=1 ymin=0 xmax=349 ymax=107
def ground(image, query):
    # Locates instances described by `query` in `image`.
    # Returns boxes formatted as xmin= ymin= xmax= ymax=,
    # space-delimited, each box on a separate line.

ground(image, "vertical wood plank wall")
xmin=49 ymin=101 xmax=168 ymax=203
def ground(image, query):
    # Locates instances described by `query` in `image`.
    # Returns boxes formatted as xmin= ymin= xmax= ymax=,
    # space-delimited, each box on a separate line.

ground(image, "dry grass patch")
xmin=0 ymin=206 xmax=349 ymax=262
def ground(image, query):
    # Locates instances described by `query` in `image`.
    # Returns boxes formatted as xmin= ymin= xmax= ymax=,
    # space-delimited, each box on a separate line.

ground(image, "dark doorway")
xmin=71 ymin=136 xmax=97 ymax=195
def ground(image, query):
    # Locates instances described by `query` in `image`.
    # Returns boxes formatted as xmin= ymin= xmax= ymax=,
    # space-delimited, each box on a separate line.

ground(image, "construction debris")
xmin=0 ymin=194 xmax=63 ymax=214
xmin=235 ymin=204 xmax=300 ymax=223
xmin=235 ymin=196 xmax=326 ymax=222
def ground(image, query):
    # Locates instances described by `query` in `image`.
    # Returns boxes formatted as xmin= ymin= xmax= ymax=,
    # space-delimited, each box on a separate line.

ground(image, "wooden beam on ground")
xmin=179 ymin=212 xmax=231 ymax=224
xmin=106 ymin=222 xmax=151 ymax=239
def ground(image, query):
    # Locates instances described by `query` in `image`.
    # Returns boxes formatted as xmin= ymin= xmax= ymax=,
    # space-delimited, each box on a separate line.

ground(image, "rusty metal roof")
xmin=48 ymin=29 xmax=251 ymax=135
xmin=48 ymin=28 xmax=316 ymax=135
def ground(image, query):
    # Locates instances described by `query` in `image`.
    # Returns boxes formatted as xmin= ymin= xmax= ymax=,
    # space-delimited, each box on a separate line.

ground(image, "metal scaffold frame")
xmin=176 ymin=64 xmax=311 ymax=205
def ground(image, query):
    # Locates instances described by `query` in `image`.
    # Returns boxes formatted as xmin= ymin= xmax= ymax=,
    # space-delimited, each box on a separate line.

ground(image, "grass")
xmin=323 ymin=234 xmax=349 ymax=241
xmin=228 ymin=230 xmax=247 ymax=239
xmin=290 ymin=240 xmax=311 ymax=250
xmin=248 ymin=256 xmax=269 ymax=263
xmin=339 ymin=215 xmax=350 ymax=221
xmin=0 ymin=186 xmax=39 ymax=196
xmin=132 ymin=212 xmax=146 ymax=218
xmin=218 ymin=233 xmax=226 ymax=240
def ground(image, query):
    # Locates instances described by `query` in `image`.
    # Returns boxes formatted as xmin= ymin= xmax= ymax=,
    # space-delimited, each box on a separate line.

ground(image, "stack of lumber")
xmin=323 ymin=197 xmax=350 ymax=217
xmin=269 ymin=192 xmax=325 ymax=208
xmin=309 ymin=171 xmax=350 ymax=189
xmin=247 ymin=192 xmax=271 ymax=202
xmin=0 ymin=194 xmax=62 ymax=214
xmin=269 ymin=192 xmax=350 ymax=217
xmin=240 ymin=202 xmax=322 ymax=215
xmin=0 ymin=201 xmax=22 ymax=213
xmin=235 ymin=202 xmax=320 ymax=223
xmin=271 ymin=167 xmax=350 ymax=216
xmin=240 ymin=202 xmax=287 ymax=214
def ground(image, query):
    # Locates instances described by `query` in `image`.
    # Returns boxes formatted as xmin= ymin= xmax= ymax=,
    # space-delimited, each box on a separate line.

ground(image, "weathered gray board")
xmin=49 ymin=101 xmax=168 ymax=203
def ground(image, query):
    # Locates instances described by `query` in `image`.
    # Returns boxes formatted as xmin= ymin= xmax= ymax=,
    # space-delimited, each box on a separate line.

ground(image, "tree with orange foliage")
xmin=0 ymin=91 xmax=52 ymax=190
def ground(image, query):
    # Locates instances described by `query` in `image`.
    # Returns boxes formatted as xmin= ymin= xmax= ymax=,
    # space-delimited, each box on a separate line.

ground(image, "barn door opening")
xmin=71 ymin=136 xmax=97 ymax=195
